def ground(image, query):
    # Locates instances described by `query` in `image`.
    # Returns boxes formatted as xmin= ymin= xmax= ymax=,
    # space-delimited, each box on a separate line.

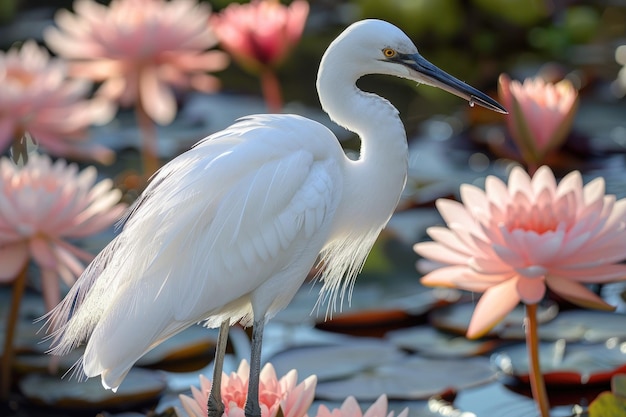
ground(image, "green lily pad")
xmin=269 ymin=339 xmax=405 ymax=382
xmin=536 ymin=310 xmax=626 ymax=343
xmin=16 ymin=325 xmax=216 ymax=375
xmin=386 ymin=325 xmax=502 ymax=357
xmin=19 ymin=368 xmax=166 ymax=410
xmin=589 ymin=391 xmax=626 ymax=417
xmin=492 ymin=341 xmax=626 ymax=386
xmin=315 ymin=355 xmax=496 ymax=400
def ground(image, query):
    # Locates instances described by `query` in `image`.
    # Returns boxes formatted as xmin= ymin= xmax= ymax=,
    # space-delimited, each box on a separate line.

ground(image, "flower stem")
xmin=525 ymin=303 xmax=550 ymax=417
xmin=1 ymin=263 xmax=28 ymax=400
xmin=260 ymin=68 xmax=283 ymax=113
xmin=135 ymin=100 xmax=160 ymax=178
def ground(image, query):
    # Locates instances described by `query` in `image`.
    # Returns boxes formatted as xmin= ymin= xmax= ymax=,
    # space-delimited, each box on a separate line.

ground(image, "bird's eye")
xmin=382 ymin=48 xmax=397 ymax=58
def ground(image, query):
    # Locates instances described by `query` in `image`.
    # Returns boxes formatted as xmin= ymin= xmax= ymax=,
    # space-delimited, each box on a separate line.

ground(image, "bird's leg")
xmin=207 ymin=319 xmax=230 ymax=417
xmin=244 ymin=319 xmax=265 ymax=417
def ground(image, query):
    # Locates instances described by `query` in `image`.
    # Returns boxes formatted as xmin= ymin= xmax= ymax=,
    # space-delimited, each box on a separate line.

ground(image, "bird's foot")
xmin=244 ymin=400 xmax=262 ymax=417
xmin=207 ymin=394 xmax=224 ymax=417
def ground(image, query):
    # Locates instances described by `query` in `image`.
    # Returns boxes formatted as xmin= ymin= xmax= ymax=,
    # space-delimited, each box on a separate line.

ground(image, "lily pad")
xmin=0 ymin=291 xmax=49 ymax=355
xmin=386 ymin=325 xmax=502 ymax=357
xmin=587 ymin=374 xmax=626 ymax=416
xmin=536 ymin=310 xmax=626 ymax=343
xmin=314 ymin=288 xmax=459 ymax=337
xmin=492 ymin=340 xmax=626 ymax=386
xmin=0 ymin=318 xmax=46 ymax=355
xmin=268 ymin=339 xmax=405 ymax=382
xmin=315 ymin=355 xmax=496 ymax=400
xmin=15 ymin=349 xmax=84 ymax=376
xmin=589 ymin=391 xmax=626 ymax=417
xmin=19 ymin=367 xmax=166 ymax=410
xmin=16 ymin=325 xmax=216 ymax=376
xmin=315 ymin=309 xmax=427 ymax=338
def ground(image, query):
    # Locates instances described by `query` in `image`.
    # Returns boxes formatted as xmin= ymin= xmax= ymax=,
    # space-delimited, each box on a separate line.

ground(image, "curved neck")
xmin=318 ymin=58 xmax=409 ymax=155
xmin=317 ymin=60 xmax=409 ymax=230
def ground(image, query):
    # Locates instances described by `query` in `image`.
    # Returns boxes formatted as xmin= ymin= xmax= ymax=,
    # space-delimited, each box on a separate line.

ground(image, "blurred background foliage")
xmin=0 ymin=0 xmax=623 ymax=141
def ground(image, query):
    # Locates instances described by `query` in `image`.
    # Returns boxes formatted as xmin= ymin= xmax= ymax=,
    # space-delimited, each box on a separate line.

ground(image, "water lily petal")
xmin=549 ymin=264 xmax=626 ymax=283
xmin=413 ymin=241 xmax=469 ymax=265
xmin=421 ymin=265 xmax=511 ymax=292
xmin=460 ymin=183 xmax=488 ymax=216
xmin=508 ymin=166 xmax=533 ymax=199
xmin=426 ymin=226 xmax=473 ymax=256
xmin=435 ymin=199 xmax=477 ymax=230
xmin=467 ymin=278 xmax=521 ymax=339
xmin=364 ymin=395 xmax=388 ymax=417
xmin=531 ymin=166 xmax=557 ymax=196
xmin=30 ymin=236 xmax=57 ymax=269
xmin=484 ymin=174 xmax=510 ymax=207
xmin=556 ymin=170 xmax=583 ymax=202
xmin=281 ymin=374 xmax=316 ymax=417
xmin=0 ymin=241 xmax=28 ymax=281
xmin=139 ymin=66 xmax=176 ymax=125
xmin=547 ymin=275 xmax=615 ymax=311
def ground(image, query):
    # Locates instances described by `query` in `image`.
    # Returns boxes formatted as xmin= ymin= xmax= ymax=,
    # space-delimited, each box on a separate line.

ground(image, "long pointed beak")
xmin=402 ymin=53 xmax=507 ymax=114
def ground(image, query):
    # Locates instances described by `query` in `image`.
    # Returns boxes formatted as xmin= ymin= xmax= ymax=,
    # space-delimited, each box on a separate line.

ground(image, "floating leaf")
xmin=492 ymin=341 xmax=626 ymax=386
xmin=537 ymin=310 xmax=626 ymax=343
xmin=315 ymin=356 xmax=496 ymax=400
xmin=268 ymin=339 xmax=404 ymax=382
xmin=589 ymin=391 xmax=626 ymax=417
xmin=19 ymin=368 xmax=165 ymax=410
xmin=386 ymin=325 xmax=501 ymax=357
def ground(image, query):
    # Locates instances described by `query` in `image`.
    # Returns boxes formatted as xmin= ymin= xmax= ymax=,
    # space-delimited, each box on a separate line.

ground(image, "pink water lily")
xmin=414 ymin=165 xmax=626 ymax=339
xmin=0 ymin=153 xmax=126 ymax=398
xmin=498 ymin=74 xmax=578 ymax=167
xmin=178 ymin=360 xmax=316 ymax=417
xmin=313 ymin=395 xmax=408 ymax=417
xmin=0 ymin=154 xmax=126 ymax=310
xmin=211 ymin=0 xmax=309 ymax=72
xmin=44 ymin=0 xmax=229 ymax=125
xmin=0 ymin=40 xmax=112 ymax=163
xmin=210 ymin=0 xmax=309 ymax=112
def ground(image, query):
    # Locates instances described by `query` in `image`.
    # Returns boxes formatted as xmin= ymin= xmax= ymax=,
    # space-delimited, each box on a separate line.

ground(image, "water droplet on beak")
xmin=469 ymin=100 xmax=475 ymax=108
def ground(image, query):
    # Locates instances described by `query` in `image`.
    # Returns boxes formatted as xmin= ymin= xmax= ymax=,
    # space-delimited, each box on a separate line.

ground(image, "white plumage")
xmin=44 ymin=19 xmax=505 ymax=416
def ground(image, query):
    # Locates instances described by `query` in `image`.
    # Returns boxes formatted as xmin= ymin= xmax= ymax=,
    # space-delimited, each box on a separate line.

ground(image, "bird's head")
xmin=320 ymin=19 xmax=507 ymax=114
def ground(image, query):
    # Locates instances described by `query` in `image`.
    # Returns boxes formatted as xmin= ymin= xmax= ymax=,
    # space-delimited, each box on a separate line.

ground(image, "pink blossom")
xmin=0 ymin=154 xmax=126 ymax=311
xmin=210 ymin=0 xmax=309 ymax=73
xmin=312 ymin=395 xmax=408 ymax=417
xmin=178 ymin=360 xmax=316 ymax=417
xmin=414 ymin=166 xmax=626 ymax=338
xmin=498 ymin=74 xmax=578 ymax=166
xmin=0 ymin=40 xmax=113 ymax=163
xmin=44 ymin=0 xmax=229 ymax=125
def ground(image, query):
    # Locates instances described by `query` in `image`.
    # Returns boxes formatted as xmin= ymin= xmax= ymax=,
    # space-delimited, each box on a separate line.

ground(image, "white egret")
xmin=44 ymin=19 xmax=506 ymax=417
